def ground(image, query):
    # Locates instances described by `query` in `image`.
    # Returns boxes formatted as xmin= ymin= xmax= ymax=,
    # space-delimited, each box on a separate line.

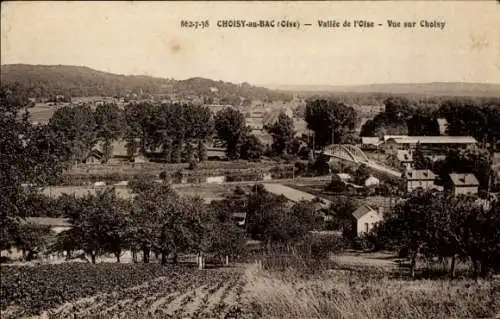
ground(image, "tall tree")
xmin=266 ymin=112 xmax=296 ymax=156
xmin=62 ymin=188 xmax=129 ymax=264
xmin=407 ymin=109 xmax=440 ymax=136
xmin=413 ymin=143 xmax=433 ymax=170
xmin=0 ymin=85 xmax=70 ymax=251
xmin=49 ymin=104 xmax=97 ymax=162
xmin=94 ymin=103 xmax=124 ymax=162
xmin=239 ymin=133 xmax=264 ymax=161
xmin=245 ymin=184 xmax=317 ymax=246
xmin=214 ymin=108 xmax=248 ymax=159
xmin=305 ymin=99 xmax=357 ymax=150
xmin=13 ymin=223 xmax=53 ymax=261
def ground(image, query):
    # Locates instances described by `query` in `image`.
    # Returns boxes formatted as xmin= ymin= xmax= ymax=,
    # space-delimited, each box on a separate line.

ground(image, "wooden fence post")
xmin=198 ymin=254 xmax=203 ymax=270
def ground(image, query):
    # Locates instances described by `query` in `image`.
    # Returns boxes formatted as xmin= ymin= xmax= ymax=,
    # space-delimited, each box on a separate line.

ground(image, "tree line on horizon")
xmin=0 ymin=64 xmax=292 ymax=102
xmin=360 ymin=96 xmax=500 ymax=150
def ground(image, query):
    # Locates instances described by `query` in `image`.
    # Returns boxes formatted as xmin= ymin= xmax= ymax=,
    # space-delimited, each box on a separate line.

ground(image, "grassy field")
xmin=243 ymin=266 xmax=500 ymax=319
xmin=28 ymin=103 xmax=62 ymax=123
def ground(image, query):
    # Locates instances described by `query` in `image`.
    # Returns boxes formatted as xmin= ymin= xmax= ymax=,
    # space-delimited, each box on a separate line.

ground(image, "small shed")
xmin=351 ymin=205 xmax=384 ymax=237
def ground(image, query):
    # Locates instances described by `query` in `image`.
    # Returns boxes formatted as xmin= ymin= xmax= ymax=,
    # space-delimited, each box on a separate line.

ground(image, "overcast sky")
xmin=1 ymin=1 xmax=499 ymax=86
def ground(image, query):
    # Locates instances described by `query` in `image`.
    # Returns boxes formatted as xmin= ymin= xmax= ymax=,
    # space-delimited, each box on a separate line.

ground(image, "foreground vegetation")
xmin=0 ymin=263 xmax=244 ymax=319
xmin=244 ymin=266 xmax=500 ymax=319
xmin=2 ymin=261 xmax=498 ymax=319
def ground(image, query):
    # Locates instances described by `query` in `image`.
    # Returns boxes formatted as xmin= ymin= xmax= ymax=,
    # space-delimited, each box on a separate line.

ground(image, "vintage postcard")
xmin=1 ymin=1 xmax=499 ymax=318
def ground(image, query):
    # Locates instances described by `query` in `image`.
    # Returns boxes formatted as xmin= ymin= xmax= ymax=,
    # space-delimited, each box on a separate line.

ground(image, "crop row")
xmin=0 ymin=263 xmax=200 ymax=317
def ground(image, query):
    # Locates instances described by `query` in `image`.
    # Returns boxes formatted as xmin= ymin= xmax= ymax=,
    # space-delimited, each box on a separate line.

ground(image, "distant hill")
xmin=268 ymin=82 xmax=500 ymax=98
xmin=0 ymin=64 xmax=291 ymax=102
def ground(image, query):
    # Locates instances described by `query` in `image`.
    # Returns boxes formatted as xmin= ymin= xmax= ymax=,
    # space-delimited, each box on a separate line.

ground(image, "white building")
xmin=448 ymin=173 xmax=479 ymax=196
xmin=351 ymin=205 xmax=384 ymax=236
xmin=404 ymin=169 xmax=436 ymax=192
xmin=364 ymin=175 xmax=380 ymax=187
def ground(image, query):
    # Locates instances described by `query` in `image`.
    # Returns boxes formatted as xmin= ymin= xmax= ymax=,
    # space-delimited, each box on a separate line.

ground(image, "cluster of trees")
xmin=123 ymin=102 xmax=213 ymax=163
xmin=361 ymin=97 xmax=500 ymax=150
xmin=305 ymin=99 xmax=358 ymax=149
xmin=213 ymin=108 xmax=265 ymax=160
xmin=2 ymin=182 xmax=327 ymax=264
xmin=360 ymin=97 xmax=439 ymax=137
xmin=50 ymin=102 xmax=308 ymax=164
xmin=438 ymin=99 xmax=500 ymax=148
xmin=49 ymin=182 xmax=245 ymax=264
xmin=1 ymin=86 xmax=73 ymax=253
xmin=48 ymin=102 xmax=214 ymax=164
xmin=369 ymin=190 xmax=500 ymax=278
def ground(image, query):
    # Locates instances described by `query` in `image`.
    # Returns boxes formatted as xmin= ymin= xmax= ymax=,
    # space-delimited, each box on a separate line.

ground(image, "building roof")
xmin=387 ymin=136 xmax=478 ymax=145
xmin=352 ymin=205 xmax=377 ymax=220
xmin=336 ymin=173 xmax=352 ymax=181
xmin=383 ymin=135 xmax=409 ymax=141
xmin=397 ymin=150 xmax=413 ymax=162
xmin=404 ymin=169 xmax=436 ymax=181
xmin=232 ymin=212 xmax=247 ymax=219
xmin=361 ymin=137 xmax=381 ymax=145
xmin=206 ymin=148 xmax=227 ymax=158
xmin=449 ymin=173 xmax=479 ymax=186
xmin=262 ymin=183 xmax=332 ymax=208
xmin=364 ymin=176 xmax=380 ymax=187
xmin=25 ymin=217 xmax=71 ymax=228
xmin=86 ymin=149 xmax=104 ymax=159
xmin=94 ymin=139 xmax=129 ymax=157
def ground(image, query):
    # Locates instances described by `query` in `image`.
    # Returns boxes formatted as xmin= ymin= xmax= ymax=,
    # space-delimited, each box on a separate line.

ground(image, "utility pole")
xmin=312 ymin=131 xmax=315 ymax=157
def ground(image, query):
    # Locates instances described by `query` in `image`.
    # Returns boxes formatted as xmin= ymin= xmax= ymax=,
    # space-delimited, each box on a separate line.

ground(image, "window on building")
xmin=365 ymin=223 xmax=369 ymax=233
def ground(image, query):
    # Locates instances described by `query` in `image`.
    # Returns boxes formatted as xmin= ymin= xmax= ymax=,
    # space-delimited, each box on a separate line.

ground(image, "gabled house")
xmin=404 ymin=169 xmax=436 ymax=193
xmin=447 ymin=173 xmax=479 ymax=196
xmin=351 ymin=205 xmax=384 ymax=237
xmin=83 ymin=149 xmax=104 ymax=164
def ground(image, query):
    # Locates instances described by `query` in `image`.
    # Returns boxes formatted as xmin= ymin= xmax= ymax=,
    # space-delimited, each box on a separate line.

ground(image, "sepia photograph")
xmin=1 ymin=1 xmax=499 ymax=318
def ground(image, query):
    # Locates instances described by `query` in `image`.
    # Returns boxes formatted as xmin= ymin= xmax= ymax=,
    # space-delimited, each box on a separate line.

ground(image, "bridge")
xmin=322 ymin=144 xmax=370 ymax=163
xmin=320 ymin=144 xmax=402 ymax=178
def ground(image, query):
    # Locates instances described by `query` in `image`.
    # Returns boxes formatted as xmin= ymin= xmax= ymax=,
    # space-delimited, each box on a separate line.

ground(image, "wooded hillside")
xmin=0 ymin=64 xmax=292 ymax=101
